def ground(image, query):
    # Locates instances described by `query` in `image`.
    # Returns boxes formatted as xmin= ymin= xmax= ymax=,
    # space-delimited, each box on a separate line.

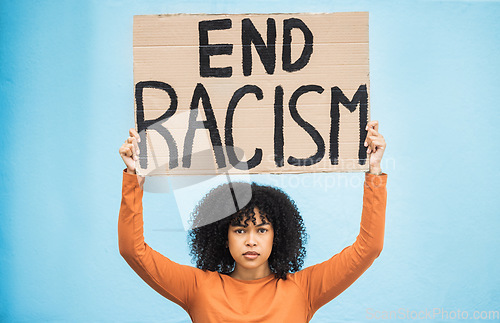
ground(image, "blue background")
xmin=1 ymin=0 xmax=499 ymax=322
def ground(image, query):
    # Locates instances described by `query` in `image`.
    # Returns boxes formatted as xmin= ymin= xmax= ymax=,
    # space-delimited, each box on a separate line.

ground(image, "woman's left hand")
xmin=364 ymin=120 xmax=386 ymax=174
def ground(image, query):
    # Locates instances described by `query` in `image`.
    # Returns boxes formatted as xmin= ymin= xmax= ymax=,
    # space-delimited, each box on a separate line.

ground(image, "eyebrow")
xmin=232 ymin=222 xmax=271 ymax=228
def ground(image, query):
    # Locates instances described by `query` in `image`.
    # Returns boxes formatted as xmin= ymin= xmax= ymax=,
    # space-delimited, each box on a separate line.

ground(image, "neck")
xmin=230 ymin=264 xmax=272 ymax=281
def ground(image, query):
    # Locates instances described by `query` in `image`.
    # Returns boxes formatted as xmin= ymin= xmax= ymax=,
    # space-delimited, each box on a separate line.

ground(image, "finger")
xmin=365 ymin=125 xmax=383 ymax=147
xmin=119 ymin=145 xmax=132 ymax=157
xmin=367 ymin=128 xmax=379 ymax=137
xmin=365 ymin=137 xmax=374 ymax=148
xmin=369 ymin=138 xmax=383 ymax=147
xmin=367 ymin=134 xmax=380 ymax=142
xmin=364 ymin=134 xmax=374 ymax=147
xmin=126 ymin=143 xmax=138 ymax=160
xmin=368 ymin=134 xmax=385 ymax=147
xmin=369 ymin=138 xmax=382 ymax=151
xmin=126 ymin=137 xmax=140 ymax=155
xmin=366 ymin=135 xmax=373 ymax=153
xmin=126 ymin=143 xmax=134 ymax=156
xmin=122 ymin=143 xmax=138 ymax=160
xmin=364 ymin=130 xmax=375 ymax=147
xmin=369 ymin=139 xmax=386 ymax=154
xmin=365 ymin=120 xmax=379 ymax=132
xmin=129 ymin=128 xmax=140 ymax=142
xmin=367 ymin=133 xmax=384 ymax=149
xmin=371 ymin=136 xmax=386 ymax=146
xmin=133 ymin=139 xmax=139 ymax=156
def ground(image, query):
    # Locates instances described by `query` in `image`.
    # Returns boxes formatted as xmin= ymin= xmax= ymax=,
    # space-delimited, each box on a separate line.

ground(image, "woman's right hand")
xmin=119 ymin=128 xmax=141 ymax=174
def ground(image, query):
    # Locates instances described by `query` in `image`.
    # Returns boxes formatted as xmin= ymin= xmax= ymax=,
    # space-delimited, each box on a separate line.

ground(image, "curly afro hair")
xmin=188 ymin=182 xmax=307 ymax=280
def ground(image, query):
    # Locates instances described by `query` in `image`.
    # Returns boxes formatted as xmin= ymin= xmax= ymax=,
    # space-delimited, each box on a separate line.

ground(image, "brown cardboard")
xmin=134 ymin=12 xmax=370 ymax=176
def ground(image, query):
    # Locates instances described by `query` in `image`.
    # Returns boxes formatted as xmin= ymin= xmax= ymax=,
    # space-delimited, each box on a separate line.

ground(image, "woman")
xmin=118 ymin=120 xmax=387 ymax=322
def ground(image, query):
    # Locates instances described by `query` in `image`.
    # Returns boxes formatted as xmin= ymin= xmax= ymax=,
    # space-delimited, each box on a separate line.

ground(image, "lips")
xmin=243 ymin=251 xmax=259 ymax=259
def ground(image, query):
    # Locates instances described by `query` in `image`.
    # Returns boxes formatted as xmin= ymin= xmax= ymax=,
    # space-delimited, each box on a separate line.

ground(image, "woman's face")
xmin=227 ymin=208 xmax=274 ymax=275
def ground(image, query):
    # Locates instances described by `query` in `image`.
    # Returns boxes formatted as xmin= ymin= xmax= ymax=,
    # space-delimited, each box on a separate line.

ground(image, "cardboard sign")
xmin=134 ymin=12 xmax=370 ymax=176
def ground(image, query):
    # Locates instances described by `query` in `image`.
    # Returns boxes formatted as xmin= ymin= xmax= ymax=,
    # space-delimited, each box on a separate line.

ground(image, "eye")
xmin=234 ymin=229 xmax=245 ymax=234
xmin=258 ymin=228 xmax=268 ymax=234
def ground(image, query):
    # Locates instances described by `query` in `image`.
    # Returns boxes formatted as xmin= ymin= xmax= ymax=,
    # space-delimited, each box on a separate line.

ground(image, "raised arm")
xmin=291 ymin=121 xmax=387 ymax=318
xmin=118 ymin=128 xmax=202 ymax=311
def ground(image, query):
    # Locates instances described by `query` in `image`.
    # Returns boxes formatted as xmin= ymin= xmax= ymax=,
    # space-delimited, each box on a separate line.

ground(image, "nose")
xmin=245 ymin=232 xmax=257 ymax=247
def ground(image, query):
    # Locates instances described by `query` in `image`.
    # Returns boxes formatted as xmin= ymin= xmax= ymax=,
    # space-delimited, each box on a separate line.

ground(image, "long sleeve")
xmin=118 ymin=170 xmax=204 ymax=311
xmin=291 ymin=172 xmax=387 ymax=318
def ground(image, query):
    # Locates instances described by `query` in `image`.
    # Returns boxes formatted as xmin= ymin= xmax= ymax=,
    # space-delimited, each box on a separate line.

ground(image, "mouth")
xmin=243 ymin=251 xmax=259 ymax=259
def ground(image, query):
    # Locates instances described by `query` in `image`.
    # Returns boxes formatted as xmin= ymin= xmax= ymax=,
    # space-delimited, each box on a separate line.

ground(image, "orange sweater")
xmin=119 ymin=171 xmax=387 ymax=322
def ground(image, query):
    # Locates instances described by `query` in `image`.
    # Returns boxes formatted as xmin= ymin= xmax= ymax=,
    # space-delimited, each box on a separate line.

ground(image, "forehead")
xmin=230 ymin=207 xmax=271 ymax=227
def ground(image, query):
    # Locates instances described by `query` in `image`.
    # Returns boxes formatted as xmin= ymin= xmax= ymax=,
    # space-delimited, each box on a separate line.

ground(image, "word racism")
xmin=134 ymin=14 xmax=369 ymax=174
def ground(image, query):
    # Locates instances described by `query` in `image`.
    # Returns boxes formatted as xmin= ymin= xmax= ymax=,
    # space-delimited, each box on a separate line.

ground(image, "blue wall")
xmin=1 ymin=0 xmax=499 ymax=322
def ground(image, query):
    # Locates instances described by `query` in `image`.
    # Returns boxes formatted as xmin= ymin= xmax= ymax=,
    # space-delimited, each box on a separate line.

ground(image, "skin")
xmin=119 ymin=120 xmax=386 ymax=280
xmin=227 ymin=209 xmax=274 ymax=280
xmin=364 ymin=120 xmax=386 ymax=175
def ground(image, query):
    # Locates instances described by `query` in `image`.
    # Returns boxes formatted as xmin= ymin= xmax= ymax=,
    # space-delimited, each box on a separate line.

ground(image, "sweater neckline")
xmin=222 ymin=273 xmax=275 ymax=284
